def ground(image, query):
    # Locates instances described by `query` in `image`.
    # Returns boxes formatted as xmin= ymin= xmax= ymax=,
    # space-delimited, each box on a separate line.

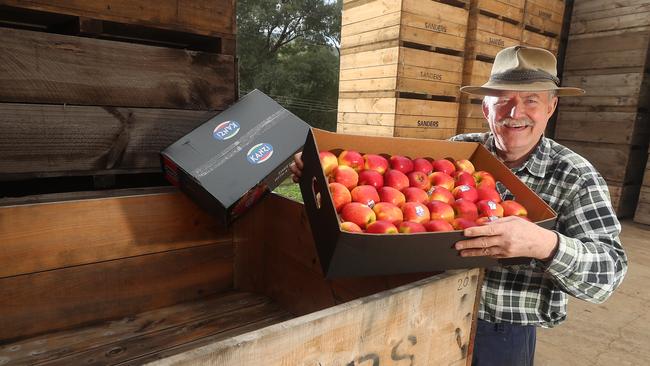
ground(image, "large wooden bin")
xmin=0 ymin=191 xmax=482 ymax=365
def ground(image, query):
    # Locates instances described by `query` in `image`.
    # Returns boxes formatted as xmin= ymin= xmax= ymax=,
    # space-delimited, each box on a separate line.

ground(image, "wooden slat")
xmin=337 ymin=122 xmax=396 ymax=136
xmin=0 ymin=292 xmax=268 ymax=365
xmin=0 ymin=244 xmax=234 ymax=342
xmin=555 ymin=110 xmax=648 ymax=145
xmin=633 ymin=186 xmax=650 ymax=225
xmin=522 ymin=30 xmax=559 ymax=53
xmin=523 ymin=0 xmax=563 ymax=36
xmin=557 ymin=140 xmax=648 ymax=184
xmin=572 ymin=0 xmax=648 ymax=16
xmin=473 ymin=0 xmax=524 ymax=23
xmin=0 ymin=0 xmax=235 ymax=37
xmin=564 ymin=31 xmax=650 ymax=71
xmin=570 ymin=7 xmax=650 ymax=35
xmin=0 ymin=191 xmax=228 ymax=278
xmin=0 ymin=27 xmax=236 ymax=109
xmin=147 ymin=269 xmax=481 ymax=366
xmin=0 ymin=103 xmax=216 ymax=177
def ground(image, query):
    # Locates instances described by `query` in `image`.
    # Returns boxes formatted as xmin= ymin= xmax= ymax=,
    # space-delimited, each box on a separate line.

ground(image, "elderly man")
xmin=290 ymin=46 xmax=627 ymax=366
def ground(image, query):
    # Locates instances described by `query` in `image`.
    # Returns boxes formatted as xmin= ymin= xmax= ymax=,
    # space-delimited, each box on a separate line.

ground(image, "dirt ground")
xmin=536 ymin=220 xmax=650 ymax=365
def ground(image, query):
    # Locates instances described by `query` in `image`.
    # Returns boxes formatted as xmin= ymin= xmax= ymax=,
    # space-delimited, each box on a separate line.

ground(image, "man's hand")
xmin=454 ymin=216 xmax=558 ymax=260
xmin=289 ymin=152 xmax=304 ymax=183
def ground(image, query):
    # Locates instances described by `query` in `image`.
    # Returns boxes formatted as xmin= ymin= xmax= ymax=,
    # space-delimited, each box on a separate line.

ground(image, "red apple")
xmin=473 ymin=170 xmax=496 ymax=189
xmin=501 ymin=200 xmax=528 ymax=217
xmin=340 ymin=221 xmax=362 ymax=232
xmin=454 ymin=159 xmax=475 ymax=174
xmin=328 ymin=182 xmax=351 ymax=212
xmin=476 ymin=216 xmax=500 ymax=226
xmin=424 ymin=219 xmax=454 ymax=232
xmin=428 ymin=186 xmax=455 ymax=205
xmin=331 ymin=165 xmax=359 ymax=190
xmin=384 ymin=169 xmax=410 ymax=191
xmin=319 ymin=151 xmax=338 ymax=177
xmin=363 ymin=154 xmax=389 ymax=175
xmin=341 ymin=202 xmax=376 ymax=229
xmin=407 ymin=170 xmax=431 ymax=191
xmin=350 ymin=185 xmax=380 ymax=207
xmin=378 ymin=186 xmax=406 ymax=207
xmin=398 ymin=221 xmax=427 ymax=233
xmin=452 ymin=217 xmax=478 ymax=230
xmin=372 ymin=202 xmax=403 ymax=225
xmin=452 ymin=185 xmax=479 ymax=202
xmin=401 ymin=202 xmax=430 ymax=224
xmin=428 ymin=171 xmax=455 ymax=191
xmin=452 ymin=199 xmax=479 ymax=221
xmin=390 ymin=155 xmax=414 ymax=174
xmin=338 ymin=150 xmax=364 ymax=172
xmin=426 ymin=200 xmax=455 ymax=222
xmin=358 ymin=169 xmax=384 ymax=189
xmin=477 ymin=186 xmax=502 ymax=203
xmin=454 ymin=171 xmax=476 ymax=188
xmin=476 ymin=199 xmax=504 ymax=218
xmin=412 ymin=158 xmax=433 ymax=174
xmin=366 ymin=220 xmax=398 ymax=234
xmin=402 ymin=187 xmax=429 ymax=204
xmin=432 ymin=159 xmax=456 ymax=175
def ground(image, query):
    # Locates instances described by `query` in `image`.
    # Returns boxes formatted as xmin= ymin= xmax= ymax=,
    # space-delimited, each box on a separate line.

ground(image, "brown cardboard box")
xmin=299 ymin=128 xmax=557 ymax=278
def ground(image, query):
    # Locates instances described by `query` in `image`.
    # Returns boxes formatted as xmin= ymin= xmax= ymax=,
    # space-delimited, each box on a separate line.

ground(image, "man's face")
xmin=482 ymin=91 xmax=558 ymax=160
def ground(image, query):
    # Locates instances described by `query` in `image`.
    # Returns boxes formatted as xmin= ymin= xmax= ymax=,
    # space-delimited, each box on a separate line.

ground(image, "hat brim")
xmin=460 ymin=81 xmax=585 ymax=97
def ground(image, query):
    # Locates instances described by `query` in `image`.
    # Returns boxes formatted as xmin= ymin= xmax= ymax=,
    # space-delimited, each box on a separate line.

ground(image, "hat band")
xmin=490 ymin=69 xmax=560 ymax=86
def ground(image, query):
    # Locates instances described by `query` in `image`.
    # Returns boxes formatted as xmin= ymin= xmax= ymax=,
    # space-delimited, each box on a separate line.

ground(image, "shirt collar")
xmin=483 ymin=133 xmax=551 ymax=178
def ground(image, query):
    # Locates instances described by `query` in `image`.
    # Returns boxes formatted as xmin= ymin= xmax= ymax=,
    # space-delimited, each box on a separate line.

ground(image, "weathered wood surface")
xmin=608 ymin=183 xmax=641 ymax=218
xmin=563 ymin=30 xmax=650 ymax=71
xmin=570 ymin=0 xmax=650 ymax=35
xmin=0 ymin=103 xmax=217 ymax=178
xmin=0 ymin=0 xmax=235 ymax=37
xmin=0 ymin=191 xmax=228 ymax=278
xmin=555 ymin=110 xmax=649 ymax=145
xmin=0 ymin=27 xmax=236 ymax=109
xmin=634 ymin=185 xmax=650 ymax=225
xmin=148 ymin=269 xmax=481 ymax=366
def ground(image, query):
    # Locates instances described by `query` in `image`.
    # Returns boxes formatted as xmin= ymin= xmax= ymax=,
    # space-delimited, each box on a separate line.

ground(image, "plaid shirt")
xmin=450 ymin=132 xmax=628 ymax=327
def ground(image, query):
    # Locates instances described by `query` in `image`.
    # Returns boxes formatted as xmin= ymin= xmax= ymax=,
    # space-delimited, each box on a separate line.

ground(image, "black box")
xmin=161 ymin=90 xmax=310 ymax=225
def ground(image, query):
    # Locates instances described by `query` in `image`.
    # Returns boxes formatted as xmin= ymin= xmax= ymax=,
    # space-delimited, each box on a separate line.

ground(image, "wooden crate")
xmin=0 ymin=0 xmax=236 ymax=52
xmin=337 ymin=96 xmax=460 ymax=139
xmin=0 ymin=191 xmax=482 ymax=365
xmin=458 ymin=99 xmax=489 ymax=133
xmin=522 ymin=28 xmax=560 ymax=54
xmin=556 ymin=140 xmax=649 ymax=184
xmin=465 ymin=9 xmax=523 ymax=60
xmin=559 ymin=69 xmax=650 ymax=111
xmin=523 ymin=0 xmax=565 ymax=37
xmin=634 ymin=185 xmax=650 ymax=225
xmin=341 ymin=0 xmax=469 ymax=55
xmin=339 ymin=46 xmax=464 ymax=98
xmin=555 ymin=109 xmax=649 ymax=145
xmin=570 ymin=0 xmax=650 ymax=36
xmin=563 ymin=29 xmax=650 ymax=73
xmin=473 ymin=0 xmax=525 ymax=24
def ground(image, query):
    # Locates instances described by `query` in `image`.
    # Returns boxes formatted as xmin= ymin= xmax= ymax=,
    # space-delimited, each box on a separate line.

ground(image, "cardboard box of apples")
xmin=299 ymin=129 xmax=557 ymax=278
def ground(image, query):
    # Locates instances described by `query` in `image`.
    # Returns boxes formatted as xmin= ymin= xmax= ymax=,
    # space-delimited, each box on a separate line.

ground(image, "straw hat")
xmin=460 ymin=46 xmax=585 ymax=97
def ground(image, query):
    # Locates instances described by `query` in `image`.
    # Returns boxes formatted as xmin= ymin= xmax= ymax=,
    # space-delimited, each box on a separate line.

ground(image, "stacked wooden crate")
xmin=634 ymin=147 xmax=650 ymax=225
xmin=338 ymin=0 xmax=469 ymax=139
xmin=458 ymin=0 xmax=566 ymax=134
xmin=0 ymin=0 xmax=237 ymax=198
xmin=554 ymin=0 xmax=650 ymax=217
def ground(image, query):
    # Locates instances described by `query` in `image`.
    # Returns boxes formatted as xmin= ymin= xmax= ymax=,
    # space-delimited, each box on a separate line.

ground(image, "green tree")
xmin=237 ymin=0 xmax=341 ymax=130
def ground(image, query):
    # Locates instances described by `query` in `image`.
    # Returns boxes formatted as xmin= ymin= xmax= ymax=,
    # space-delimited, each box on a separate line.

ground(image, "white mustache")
xmin=496 ymin=118 xmax=534 ymax=128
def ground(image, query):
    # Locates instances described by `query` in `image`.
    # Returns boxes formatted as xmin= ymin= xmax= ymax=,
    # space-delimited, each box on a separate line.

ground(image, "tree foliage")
xmin=237 ymin=0 xmax=341 ymax=130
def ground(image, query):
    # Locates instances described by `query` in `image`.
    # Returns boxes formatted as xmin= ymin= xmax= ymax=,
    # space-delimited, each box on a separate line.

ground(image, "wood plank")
xmin=572 ymin=2 xmax=650 ymax=22
xmin=0 ymin=191 xmax=229 ymax=278
xmin=522 ymin=30 xmax=559 ymax=53
xmin=338 ymin=97 xmax=398 ymax=114
xmin=0 ymin=244 xmax=234 ymax=342
xmin=473 ymin=0 xmax=524 ymax=23
xmin=644 ymin=154 xmax=650 ymax=187
xmin=0 ymin=292 xmax=268 ymax=365
xmin=341 ymin=0 xmax=401 ymax=26
xmin=468 ymin=13 xmax=523 ymax=40
xmin=337 ymin=111 xmax=398 ymax=126
xmin=571 ymin=10 xmax=650 ymax=35
xmin=556 ymin=140 xmax=648 ymax=184
xmin=562 ymin=72 xmax=644 ymax=96
xmin=572 ymin=0 xmax=647 ymax=16
xmin=607 ymin=183 xmax=641 ymax=218
xmin=394 ymin=126 xmax=457 ymax=139
xmin=0 ymin=103 xmax=216 ymax=177
xmin=0 ymin=186 xmax=176 ymax=206
xmin=337 ymin=122 xmax=396 ymax=136
xmin=40 ymin=299 xmax=289 ymax=365
xmin=0 ymin=27 xmax=236 ymax=109
xmin=527 ymin=0 xmax=565 ymax=15
xmin=341 ymin=11 xmax=401 ymax=38
xmin=523 ymin=0 xmax=563 ymax=35
xmin=400 ymin=13 xmax=467 ymax=51
xmin=147 ymin=270 xmax=482 ymax=366
xmin=395 ymin=99 xmax=459 ymax=117
xmin=0 ymin=0 xmax=235 ymax=37
xmin=555 ymin=110 xmax=648 ymax=145
xmin=633 ymin=186 xmax=650 ymax=225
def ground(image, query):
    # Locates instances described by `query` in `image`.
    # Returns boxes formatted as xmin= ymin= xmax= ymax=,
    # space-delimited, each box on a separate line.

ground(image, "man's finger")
xmin=455 ymin=236 xmax=498 ymax=251
xmin=293 ymin=152 xmax=304 ymax=170
xmin=463 ymin=221 xmax=501 ymax=237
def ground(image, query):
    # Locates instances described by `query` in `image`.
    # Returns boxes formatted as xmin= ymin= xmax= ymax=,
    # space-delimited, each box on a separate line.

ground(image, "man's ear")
xmin=547 ymin=96 xmax=558 ymax=117
xmin=482 ymin=99 xmax=490 ymax=120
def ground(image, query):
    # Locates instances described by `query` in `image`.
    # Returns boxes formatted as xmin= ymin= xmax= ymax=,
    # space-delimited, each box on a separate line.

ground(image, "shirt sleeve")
xmin=544 ymin=172 xmax=628 ymax=304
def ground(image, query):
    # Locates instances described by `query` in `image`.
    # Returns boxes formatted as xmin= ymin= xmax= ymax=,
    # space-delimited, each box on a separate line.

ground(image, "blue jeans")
xmin=472 ymin=319 xmax=537 ymax=366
